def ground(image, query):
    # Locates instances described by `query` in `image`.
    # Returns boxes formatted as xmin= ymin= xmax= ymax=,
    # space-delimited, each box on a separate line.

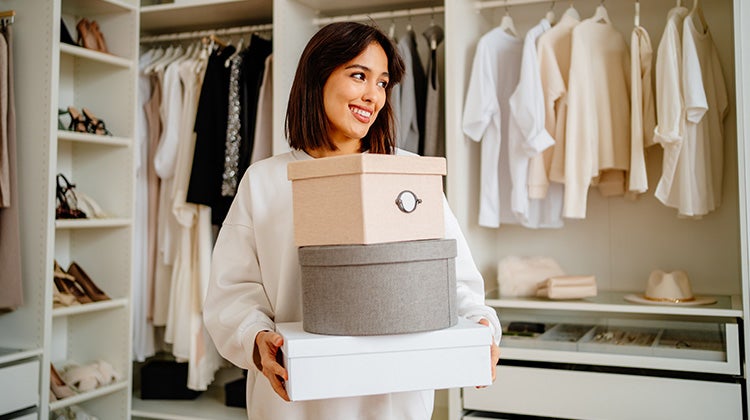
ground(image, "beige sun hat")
xmin=624 ymin=270 xmax=717 ymax=306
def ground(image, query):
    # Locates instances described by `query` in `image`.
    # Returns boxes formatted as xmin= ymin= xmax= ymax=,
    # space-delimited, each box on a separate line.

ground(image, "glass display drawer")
xmin=499 ymin=317 xmax=740 ymax=375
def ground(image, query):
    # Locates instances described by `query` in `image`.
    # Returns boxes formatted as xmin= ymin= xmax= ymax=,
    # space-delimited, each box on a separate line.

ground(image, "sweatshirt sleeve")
xmin=203 ymin=171 xmax=275 ymax=371
xmin=444 ymin=196 xmax=502 ymax=345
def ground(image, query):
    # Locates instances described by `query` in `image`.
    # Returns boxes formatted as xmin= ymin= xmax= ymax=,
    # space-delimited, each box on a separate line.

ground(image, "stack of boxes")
xmin=279 ymin=154 xmax=491 ymax=401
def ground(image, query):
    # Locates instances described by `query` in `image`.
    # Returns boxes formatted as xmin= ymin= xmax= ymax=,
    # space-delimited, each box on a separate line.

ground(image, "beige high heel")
xmin=50 ymin=364 xmax=75 ymax=401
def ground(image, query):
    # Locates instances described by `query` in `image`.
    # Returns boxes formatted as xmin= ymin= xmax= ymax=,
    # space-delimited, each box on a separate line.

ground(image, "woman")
xmin=203 ymin=21 xmax=501 ymax=419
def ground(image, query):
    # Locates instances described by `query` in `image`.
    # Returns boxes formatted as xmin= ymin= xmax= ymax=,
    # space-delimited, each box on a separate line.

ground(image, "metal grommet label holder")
xmin=395 ymin=190 xmax=422 ymax=213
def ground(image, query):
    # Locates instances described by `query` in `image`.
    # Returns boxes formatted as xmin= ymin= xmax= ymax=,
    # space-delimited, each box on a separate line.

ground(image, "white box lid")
xmin=278 ymin=317 xmax=490 ymax=358
xmin=287 ymin=153 xmax=446 ymax=180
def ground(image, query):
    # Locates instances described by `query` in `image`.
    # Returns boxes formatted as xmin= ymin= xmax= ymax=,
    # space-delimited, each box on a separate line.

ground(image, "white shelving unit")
xmin=0 ymin=0 xmax=139 ymax=418
xmin=443 ymin=0 xmax=748 ymax=419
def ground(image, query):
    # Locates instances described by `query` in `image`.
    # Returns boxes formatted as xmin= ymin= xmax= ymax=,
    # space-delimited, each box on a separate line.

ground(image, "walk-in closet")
xmin=0 ymin=0 xmax=749 ymax=419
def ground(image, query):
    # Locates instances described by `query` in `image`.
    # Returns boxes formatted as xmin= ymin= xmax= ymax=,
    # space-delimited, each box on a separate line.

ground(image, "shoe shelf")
xmin=55 ymin=218 xmax=132 ymax=229
xmin=0 ymin=348 xmax=44 ymax=366
xmin=57 ymin=130 xmax=131 ymax=147
xmin=485 ymin=289 xmax=743 ymax=319
xmin=52 ymin=298 xmax=128 ymax=318
xmin=48 ymin=380 xmax=129 ymax=412
xmin=59 ymin=43 xmax=134 ymax=68
xmin=63 ymin=0 xmax=137 ymax=15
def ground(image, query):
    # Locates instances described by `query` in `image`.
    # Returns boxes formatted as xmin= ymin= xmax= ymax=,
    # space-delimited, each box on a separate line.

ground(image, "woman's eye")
xmin=377 ymin=80 xmax=389 ymax=88
xmin=352 ymin=72 xmax=365 ymax=81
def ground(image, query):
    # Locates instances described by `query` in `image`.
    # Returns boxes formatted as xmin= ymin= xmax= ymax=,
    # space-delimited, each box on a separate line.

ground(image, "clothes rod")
xmin=476 ymin=0 xmax=556 ymax=10
xmin=313 ymin=6 xmax=445 ymax=26
xmin=140 ymin=23 xmax=273 ymax=43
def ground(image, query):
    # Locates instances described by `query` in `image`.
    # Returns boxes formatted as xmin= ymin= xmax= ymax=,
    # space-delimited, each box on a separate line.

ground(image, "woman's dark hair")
xmin=285 ymin=21 xmax=405 ymax=154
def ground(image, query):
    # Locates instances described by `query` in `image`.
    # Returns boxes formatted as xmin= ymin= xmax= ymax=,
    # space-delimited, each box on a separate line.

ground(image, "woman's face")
xmin=322 ymin=42 xmax=390 ymax=153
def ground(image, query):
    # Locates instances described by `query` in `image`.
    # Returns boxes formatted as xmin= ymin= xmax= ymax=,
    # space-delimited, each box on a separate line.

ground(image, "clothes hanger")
xmin=145 ymin=44 xmax=178 ymax=74
xmin=224 ymin=35 xmax=245 ymax=68
xmin=591 ymin=1 xmax=611 ymax=24
xmin=545 ymin=1 xmax=556 ymax=25
xmin=422 ymin=22 xmax=444 ymax=51
xmin=634 ymin=0 xmax=640 ymax=27
xmin=689 ymin=0 xmax=707 ymax=33
xmin=499 ymin=4 xmax=518 ymax=38
xmin=565 ymin=0 xmax=580 ymax=20
xmin=152 ymin=44 xmax=185 ymax=74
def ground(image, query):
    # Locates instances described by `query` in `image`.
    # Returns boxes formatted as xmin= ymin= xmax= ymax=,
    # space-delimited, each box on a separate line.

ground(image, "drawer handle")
xmin=395 ymin=190 xmax=422 ymax=213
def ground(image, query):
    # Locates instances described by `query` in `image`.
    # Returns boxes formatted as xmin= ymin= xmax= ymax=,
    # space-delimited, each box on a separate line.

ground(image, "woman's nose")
xmin=362 ymin=82 xmax=380 ymax=103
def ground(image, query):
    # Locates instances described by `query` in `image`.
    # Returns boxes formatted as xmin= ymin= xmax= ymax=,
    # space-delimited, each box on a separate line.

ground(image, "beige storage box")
xmin=298 ymin=239 xmax=457 ymax=336
xmin=278 ymin=317 xmax=492 ymax=401
xmin=287 ymin=154 xmax=446 ymax=247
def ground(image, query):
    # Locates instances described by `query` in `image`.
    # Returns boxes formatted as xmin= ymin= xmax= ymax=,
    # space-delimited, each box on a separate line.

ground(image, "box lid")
xmin=278 ymin=317 xmax=490 ymax=358
xmin=298 ymin=239 xmax=456 ymax=266
xmin=287 ymin=154 xmax=447 ymax=181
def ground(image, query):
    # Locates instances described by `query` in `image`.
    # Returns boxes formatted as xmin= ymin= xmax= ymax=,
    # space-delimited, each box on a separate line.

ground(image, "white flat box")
xmin=277 ymin=318 xmax=491 ymax=401
xmin=287 ymin=154 xmax=446 ymax=246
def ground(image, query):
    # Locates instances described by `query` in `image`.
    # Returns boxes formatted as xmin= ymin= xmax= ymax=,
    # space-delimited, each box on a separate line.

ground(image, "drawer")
xmin=498 ymin=319 xmax=741 ymax=375
xmin=0 ymin=360 xmax=39 ymax=415
xmin=464 ymin=365 xmax=743 ymax=419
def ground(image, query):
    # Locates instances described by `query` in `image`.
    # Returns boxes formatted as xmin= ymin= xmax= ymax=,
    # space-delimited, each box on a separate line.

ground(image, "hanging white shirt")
xmin=508 ymin=19 xmax=563 ymax=228
xmin=658 ymin=15 xmax=728 ymax=217
xmin=564 ymin=18 xmax=631 ymax=218
xmin=463 ymin=27 xmax=523 ymax=228
xmin=532 ymin=12 xmax=580 ymax=196
xmin=628 ymin=25 xmax=656 ymax=196
xmin=653 ymin=6 xmax=689 ymax=209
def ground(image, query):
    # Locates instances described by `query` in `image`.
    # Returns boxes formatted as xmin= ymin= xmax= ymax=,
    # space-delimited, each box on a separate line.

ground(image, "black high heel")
xmin=67 ymin=106 xmax=87 ymax=133
xmin=81 ymin=107 xmax=112 ymax=136
xmin=55 ymin=173 xmax=87 ymax=219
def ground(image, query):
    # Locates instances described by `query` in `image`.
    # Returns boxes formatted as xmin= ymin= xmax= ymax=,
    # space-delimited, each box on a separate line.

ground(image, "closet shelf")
xmin=55 ymin=218 xmax=132 ymax=229
xmin=294 ymin=0 xmax=438 ymax=16
xmin=131 ymin=385 xmax=246 ymax=420
xmin=59 ymin=44 xmax=133 ymax=69
xmin=0 ymin=348 xmax=43 ymax=366
xmin=62 ymin=0 xmax=137 ymax=16
xmin=52 ymin=298 xmax=128 ymax=318
xmin=48 ymin=380 xmax=129 ymax=412
xmin=140 ymin=0 xmax=272 ymax=34
xmin=485 ymin=290 xmax=742 ymax=318
xmin=58 ymin=130 xmax=131 ymax=147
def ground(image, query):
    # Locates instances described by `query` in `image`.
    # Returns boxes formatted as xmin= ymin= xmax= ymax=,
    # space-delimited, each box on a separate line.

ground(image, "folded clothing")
xmin=536 ymin=275 xmax=597 ymax=300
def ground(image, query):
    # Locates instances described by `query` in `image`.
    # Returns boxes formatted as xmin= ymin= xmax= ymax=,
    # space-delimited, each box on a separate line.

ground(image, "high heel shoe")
xmin=81 ymin=107 xmax=112 ymax=136
xmin=53 ymin=261 xmax=80 ymax=308
xmin=76 ymin=18 xmax=98 ymax=51
xmin=67 ymin=262 xmax=110 ymax=302
xmin=56 ymin=173 xmax=87 ymax=219
xmin=54 ymin=276 xmax=93 ymax=304
xmin=89 ymin=20 xmax=109 ymax=54
xmin=50 ymin=364 xmax=76 ymax=401
xmin=67 ymin=106 xmax=88 ymax=133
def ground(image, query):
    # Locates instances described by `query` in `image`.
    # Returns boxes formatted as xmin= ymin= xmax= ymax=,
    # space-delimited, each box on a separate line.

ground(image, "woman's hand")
xmin=254 ymin=330 xmax=290 ymax=401
xmin=476 ymin=318 xmax=501 ymax=388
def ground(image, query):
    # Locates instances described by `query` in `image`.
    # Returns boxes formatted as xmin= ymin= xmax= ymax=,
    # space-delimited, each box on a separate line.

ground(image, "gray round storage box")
xmin=298 ymin=239 xmax=458 ymax=336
